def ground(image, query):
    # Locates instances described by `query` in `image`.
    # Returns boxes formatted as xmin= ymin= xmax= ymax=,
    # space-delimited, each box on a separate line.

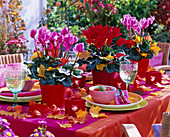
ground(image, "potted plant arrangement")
xmin=28 ymin=26 xmax=84 ymax=107
xmin=120 ymin=14 xmax=160 ymax=76
xmin=77 ymin=24 xmax=128 ymax=85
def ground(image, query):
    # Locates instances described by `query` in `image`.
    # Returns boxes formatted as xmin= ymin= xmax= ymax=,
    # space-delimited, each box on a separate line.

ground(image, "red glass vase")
xmin=40 ymin=83 xmax=66 ymax=107
xmin=92 ymin=69 xmax=115 ymax=85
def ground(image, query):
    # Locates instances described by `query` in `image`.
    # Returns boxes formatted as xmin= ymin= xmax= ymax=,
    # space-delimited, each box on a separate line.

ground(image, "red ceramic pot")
xmin=92 ymin=69 xmax=115 ymax=85
xmin=132 ymin=58 xmax=149 ymax=77
xmin=71 ymin=73 xmax=86 ymax=89
xmin=40 ymin=83 xmax=66 ymax=107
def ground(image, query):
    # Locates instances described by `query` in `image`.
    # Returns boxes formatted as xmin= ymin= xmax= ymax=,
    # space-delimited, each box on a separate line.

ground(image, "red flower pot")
xmin=131 ymin=58 xmax=149 ymax=77
xmin=40 ymin=83 xmax=66 ymax=107
xmin=92 ymin=69 xmax=115 ymax=85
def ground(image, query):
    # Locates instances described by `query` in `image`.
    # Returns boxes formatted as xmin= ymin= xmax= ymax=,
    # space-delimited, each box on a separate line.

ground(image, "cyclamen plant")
xmin=0 ymin=117 xmax=17 ymax=137
xmin=28 ymin=26 xmax=84 ymax=86
xmin=118 ymin=14 xmax=160 ymax=61
xmin=77 ymin=24 xmax=128 ymax=73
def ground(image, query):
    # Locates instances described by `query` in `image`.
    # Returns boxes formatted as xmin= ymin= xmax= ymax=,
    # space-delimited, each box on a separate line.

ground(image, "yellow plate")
xmin=86 ymin=92 xmax=143 ymax=109
xmin=86 ymin=99 xmax=148 ymax=111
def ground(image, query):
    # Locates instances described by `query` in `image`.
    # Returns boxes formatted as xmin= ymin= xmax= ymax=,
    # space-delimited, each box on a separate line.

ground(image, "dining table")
xmin=0 ymin=75 xmax=169 ymax=137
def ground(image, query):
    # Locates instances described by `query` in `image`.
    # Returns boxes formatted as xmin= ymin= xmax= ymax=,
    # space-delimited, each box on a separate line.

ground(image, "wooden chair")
xmin=154 ymin=42 xmax=170 ymax=71
xmin=121 ymin=112 xmax=170 ymax=137
xmin=0 ymin=53 xmax=23 ymax=65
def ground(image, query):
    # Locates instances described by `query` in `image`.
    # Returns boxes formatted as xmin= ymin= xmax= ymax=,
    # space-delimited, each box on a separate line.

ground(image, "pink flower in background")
xmin=38 ymin=26 xmax=51 ymax=46
xmin=30 ymin=29 xmax=37 ymax=38
xmin=73 ymin=43 xmax=84 ymax=53
xmin=16 ymin=44 xmax=21 ymax=47
xmin=61 ymin=27 xmax=69 ymax=36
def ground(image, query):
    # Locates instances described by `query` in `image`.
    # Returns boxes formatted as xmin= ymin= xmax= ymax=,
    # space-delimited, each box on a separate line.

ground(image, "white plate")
xmin=0 ymin=95 xmax=42 ymax=102
xmin=86 ymin=92 xmax=143 ymax=109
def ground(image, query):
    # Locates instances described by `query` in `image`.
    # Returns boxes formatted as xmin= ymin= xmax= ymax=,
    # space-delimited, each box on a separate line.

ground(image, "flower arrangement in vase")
xmin=28 ymin=26 xmax=84 ymax=107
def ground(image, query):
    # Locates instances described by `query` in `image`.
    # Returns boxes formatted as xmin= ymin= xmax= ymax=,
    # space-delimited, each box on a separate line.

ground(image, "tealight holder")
xmin=146 ymin=71 xmax=162 ymax=85
xmin=65 ymin=98 xmax=86 ymax=116
xmin=71 ymin=73 xmax=86 ymax=89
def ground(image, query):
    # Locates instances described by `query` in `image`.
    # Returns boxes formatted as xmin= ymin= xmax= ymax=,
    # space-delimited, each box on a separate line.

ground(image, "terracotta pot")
xmin=92 ymin=69 xmax=115 ymax=85
xmin=40 ymin=83 xmax=66 ymax=107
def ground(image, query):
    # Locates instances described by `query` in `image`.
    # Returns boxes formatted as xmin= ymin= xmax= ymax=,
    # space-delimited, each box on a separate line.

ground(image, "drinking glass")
xmin=5 ymin=69 xmax=26 ymax=107
xmin=120 ymin=61 xmax=138 ymax=92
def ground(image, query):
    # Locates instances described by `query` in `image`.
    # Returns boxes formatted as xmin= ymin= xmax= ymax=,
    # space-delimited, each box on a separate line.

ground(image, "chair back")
xmin=160 ymin=112 xmax=170 ymax=137
xmin=0 ymin=53 xmax=23 ymax=65
xmin=157 ymin=42 xmax=170 ymax=65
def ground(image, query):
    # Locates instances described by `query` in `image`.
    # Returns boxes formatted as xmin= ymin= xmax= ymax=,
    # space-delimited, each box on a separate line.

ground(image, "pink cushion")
xmin=149 ymin=52 xmax=163 ymax=68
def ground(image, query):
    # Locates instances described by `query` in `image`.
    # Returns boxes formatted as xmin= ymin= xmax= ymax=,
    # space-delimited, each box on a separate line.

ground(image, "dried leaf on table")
xmin=89 ymin=106 xmax=108 ymax=118
xmin=68 ymin=110 xmax=88 ymax=124
xmin=160 ymin=70 xmax=165 ymax=74
xmin=79 ymin=50 xmax=92 ymax=60
xmin=57 ymin=122 xmax=72 ymax=128
xmin=47 ymin=113 xmax=67 ymax=120
xmin=148 ymin=65 xmax=156 ymax=71
xmin=150 ymin=91 xmax=162 ymax=96
xmin=155 ymin=83 xmax=166 ymax=89
xmin=0 ymin=110 xmax=13 ymax=116
xmin=140 ymin=85 xmax=154 ymax=91
xmin=13 ymin=112 xmax=28 ymax=119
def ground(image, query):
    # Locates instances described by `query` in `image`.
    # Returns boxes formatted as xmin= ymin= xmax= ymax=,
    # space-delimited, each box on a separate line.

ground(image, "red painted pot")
xmin=40 ymin=83 xmax=66 ymax=107
xmin=131 ymin=58 xmax=149 ymax=77
xmin=92 ymin=69 xmax=115 ymax=85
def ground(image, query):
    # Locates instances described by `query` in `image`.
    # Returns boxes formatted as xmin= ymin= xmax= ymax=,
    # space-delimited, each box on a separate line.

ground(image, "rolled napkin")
xmin=115 ymin=90 xmax=130 ymax=105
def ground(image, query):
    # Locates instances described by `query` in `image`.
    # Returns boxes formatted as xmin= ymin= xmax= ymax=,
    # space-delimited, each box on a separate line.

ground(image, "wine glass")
xmin=119 ymin=61 xmax=138 ymax=92
xmin=5 ymin=69 xmax=26 ymax=107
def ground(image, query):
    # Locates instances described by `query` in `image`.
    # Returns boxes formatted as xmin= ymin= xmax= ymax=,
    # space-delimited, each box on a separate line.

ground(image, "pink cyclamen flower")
xmin=147 ymin=16 xmax=155 ymax=25
xmin=73 ymin=43 xmax=84 ymax=53
xmin=61 ymin=27 xmax=69 ymax=36
xmin=30 ymin=29 xmax=37 ymax=38
xmin=7 ymin=41 xmax=14 ymax=45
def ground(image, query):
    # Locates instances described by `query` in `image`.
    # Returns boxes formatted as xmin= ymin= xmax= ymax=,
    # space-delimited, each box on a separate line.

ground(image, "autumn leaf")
xmin=30 ymin=51 xmax=43 ymax=60
xmin=133 ymin=36 xmax=143 ymax=44
xmin=96 ymin=64 xmax=107 ymax=71
xmin=79 ymin=50 xmax=92 ymax=60
xmin=140 ymin=53 xmax=148 ymax=57
xmin=140 ymin=85 xmax=154 ymax=91
xmin=37 ymin=64 xmax=46 ymax=79
xmin=150 ymin=91 xmax=162 ymax=96
xmin=160 ymin=70 xmax=165 ymax=74
xmin=68 ymin=110 xmax=88 ymax=124
xmin=0 ymin=110 xmax=13 ymax=116
xmin=46 ymin=67 xmax=58 ymax=71
xmin=99 ymin=54 xmax=114 ymax=61
xmin=47 ymin=113 xmax=67 ymax=120
xmin=155 ymin=83 xmax=166 ymax=89
xmin=0 ymin=110 xmax=29 ymax=119
xmin=148 ymin=65 xmax=156 ymax=71
xmin=89 ymin=106 xmax=107 ymax=118
xmin=57 ymin=122 xmax=72 ymax=128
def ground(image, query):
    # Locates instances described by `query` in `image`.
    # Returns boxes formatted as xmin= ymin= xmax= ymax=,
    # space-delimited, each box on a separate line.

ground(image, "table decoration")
xmin=28 ymin=26 xmax=84 ymax=107
xmin=77 ymin=24 xmax=127 ymax=85
xmin=120 ymin=14 xmax=161 ymax=77
xmin=146 ymin=71 xmax=162 ymax=85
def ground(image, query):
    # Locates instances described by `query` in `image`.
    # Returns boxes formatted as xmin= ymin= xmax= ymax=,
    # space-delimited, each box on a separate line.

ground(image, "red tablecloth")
xmin=0 ymin=83 xmax=169 ymax=137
